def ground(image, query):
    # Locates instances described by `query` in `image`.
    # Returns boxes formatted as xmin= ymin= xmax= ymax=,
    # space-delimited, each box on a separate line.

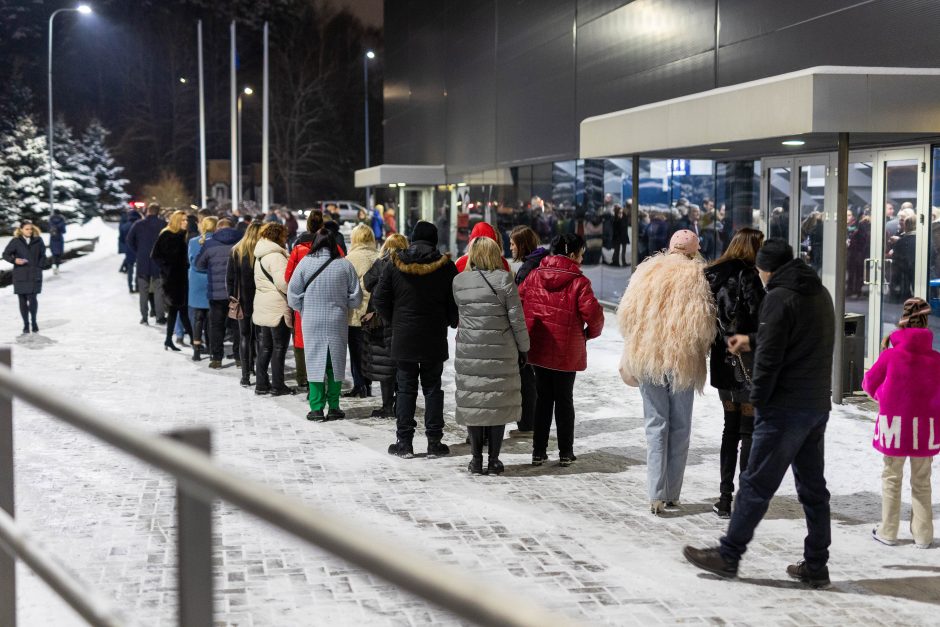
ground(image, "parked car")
xmin=316 ymin=201 xmax=367 ymax=223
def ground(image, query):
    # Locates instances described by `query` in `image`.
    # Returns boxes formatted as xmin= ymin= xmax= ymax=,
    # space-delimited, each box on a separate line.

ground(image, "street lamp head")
xmin=179 ymin=77 xmax=187 ymax=84
xmin=77 ymin=4 xmax=92 ymax=14
xmin=243 ymin=86 xmax=254 ymax=96
xmin=366 ymin=50 xmax=375 ymax=60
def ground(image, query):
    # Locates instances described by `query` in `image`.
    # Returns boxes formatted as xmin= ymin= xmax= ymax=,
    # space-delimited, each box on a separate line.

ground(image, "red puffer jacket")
xmin=518 ymin=255 xmax=605 ymax=371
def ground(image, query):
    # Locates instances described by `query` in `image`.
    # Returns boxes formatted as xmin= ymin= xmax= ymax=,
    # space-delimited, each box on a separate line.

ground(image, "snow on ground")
xmin=1 ymin=222 xmax=938 ymax=626
xmin=0 ymin=217 xmax=118 ymax=266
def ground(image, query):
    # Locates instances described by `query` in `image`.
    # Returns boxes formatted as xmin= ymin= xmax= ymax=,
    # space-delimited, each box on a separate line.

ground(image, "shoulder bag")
xmin=227 ymin=255 xmax=244 ymax=320
xmin=303 ymin=257 xmax=335 ymax=292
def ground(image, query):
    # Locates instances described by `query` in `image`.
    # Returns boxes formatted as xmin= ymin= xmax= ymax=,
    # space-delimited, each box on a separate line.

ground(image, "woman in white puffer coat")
xmin=252 ymin=223 xmax=295 ymax=396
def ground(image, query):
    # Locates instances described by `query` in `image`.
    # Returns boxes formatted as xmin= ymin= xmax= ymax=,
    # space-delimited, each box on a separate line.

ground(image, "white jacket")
xmin=252 ymin=238 xmax=291 ymax=328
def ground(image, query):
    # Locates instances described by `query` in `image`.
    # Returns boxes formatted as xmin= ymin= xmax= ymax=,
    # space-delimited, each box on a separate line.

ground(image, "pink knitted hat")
xmin=669 ymin=229 xmax=700 ymax=254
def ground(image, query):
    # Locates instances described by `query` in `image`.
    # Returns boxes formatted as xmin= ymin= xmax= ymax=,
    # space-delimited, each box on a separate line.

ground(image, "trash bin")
xmin=843 ymin=313 xmax=865 ymax=393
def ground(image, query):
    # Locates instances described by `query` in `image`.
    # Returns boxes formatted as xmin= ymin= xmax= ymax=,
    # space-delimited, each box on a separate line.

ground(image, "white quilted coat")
xmin=251 ymin=239 xmax=291 ymax=328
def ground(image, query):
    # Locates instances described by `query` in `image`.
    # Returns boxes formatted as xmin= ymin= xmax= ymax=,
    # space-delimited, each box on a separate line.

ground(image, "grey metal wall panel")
xmin=497 ymin=0 xmax=574 ymax=61
xmin=718 ymin=0 xmax=940 ymax=86
xmin=719 ymin=0 xmax=873 ymax=45
xmin=496 ymin=31 xmax=577 ymax=164
xmin=576 ymin=0 xmax=633 ymax=26
xmin=576 ymin=0 xmax=716 ymax=120
xmin=408 ymin=0 xmax=448 ymax=164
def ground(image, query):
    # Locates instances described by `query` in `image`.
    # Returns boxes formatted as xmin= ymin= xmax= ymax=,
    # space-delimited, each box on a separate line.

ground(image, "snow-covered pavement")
xmin=2 ymin=222 xmax=938 ymax=626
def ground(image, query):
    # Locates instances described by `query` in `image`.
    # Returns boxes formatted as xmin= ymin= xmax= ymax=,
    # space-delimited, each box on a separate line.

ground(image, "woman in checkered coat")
xmin=287 ymin=228 xmax=362 ymax=422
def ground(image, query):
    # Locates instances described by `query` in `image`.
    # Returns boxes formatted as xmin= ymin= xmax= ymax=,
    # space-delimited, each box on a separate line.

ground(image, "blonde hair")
xmin=232 ymin=221 xmax=263 ymax=265
xmin=14 ymin=223 xmax=41 ymax=238
xmin=466 ymin=236 xmax=504 ymax=271
xmin=198 ymin=216 xmax=218 ymax=244
xmin=351 ymin=223 xmax=376 ymax=247
xmin=381 ymin=233 xmax=408 ymax=255
xmin=163 ymin=210 xmax=187 ymax=234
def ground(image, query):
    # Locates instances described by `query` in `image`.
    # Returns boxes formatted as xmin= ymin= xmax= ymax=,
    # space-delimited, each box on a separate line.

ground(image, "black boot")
xmin=713 ymin=494 xmax=732 ymax=519
xmin=426 ymin=438 xmax=450 ymax=458
xmin=467 ymin=426 xmax=485 ymax=475
xmin=372 ymin=381 xmax=396 ymax=417
xmin=682 ymin=546 xmax=738 ymax=579
xmin=192 ymin=343 xmax=202 ymax=362
xmin=486 ymin=425 xmax=505 ymax=475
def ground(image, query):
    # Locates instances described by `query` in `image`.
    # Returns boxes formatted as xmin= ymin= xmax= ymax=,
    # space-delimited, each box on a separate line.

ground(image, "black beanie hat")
xmin=410 ymin=220 xmax=438 ymax=246
xmin=755 ymin=238 xmax=794 ymax=272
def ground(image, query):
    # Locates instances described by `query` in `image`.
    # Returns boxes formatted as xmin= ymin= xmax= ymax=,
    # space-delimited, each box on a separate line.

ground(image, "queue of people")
xmin=121 ymin=201 xmax=936 ymax=583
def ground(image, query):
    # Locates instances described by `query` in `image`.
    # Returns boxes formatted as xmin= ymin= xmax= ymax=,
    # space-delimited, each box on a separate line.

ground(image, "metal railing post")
xmin=168 ymin=429 xmax=213 ymax=627
xmin=0 ymin=347 xmax=16 ymax=627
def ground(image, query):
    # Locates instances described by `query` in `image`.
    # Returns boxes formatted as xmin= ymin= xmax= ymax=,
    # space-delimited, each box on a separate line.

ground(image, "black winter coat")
xmin=225 ymin=252 xmax=256 ymax=318
xmin=371 ymin=241 xmax=458 ymax=363
xmin=126 ymin=216 xmax=167 ymax=278
xmin=150 ymin=230 xmax=190 ymax=307
xmin=361 ymin=256 xmax=395 ymax=381
xmin=195 ymin=227 xmax=242 ymax=301
xmin=3 ymin=236 xmax=45 ymax=295
xmin=514 ymin=247 xmax=549 ymax=286
xmin=748 ymin=259 xmax=834 ymax=410
xmin=705 ymin=258 xmax=765 ymax=391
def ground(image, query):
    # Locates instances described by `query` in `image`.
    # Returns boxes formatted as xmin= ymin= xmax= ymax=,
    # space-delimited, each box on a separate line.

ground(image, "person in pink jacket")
xmin=862 ymin=297 xmax=939 ymax=549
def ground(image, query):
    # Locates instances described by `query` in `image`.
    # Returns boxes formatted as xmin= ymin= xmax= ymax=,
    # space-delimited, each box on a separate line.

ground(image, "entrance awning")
xmin=580 ymin=66 xmax=940 ymax=159
xmin=354 ymin=164 xmax=446 ymax=188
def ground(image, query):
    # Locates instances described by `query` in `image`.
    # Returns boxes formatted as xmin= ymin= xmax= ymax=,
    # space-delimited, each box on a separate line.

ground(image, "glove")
xmin=518 ymin=351 xmax=528 ymax=367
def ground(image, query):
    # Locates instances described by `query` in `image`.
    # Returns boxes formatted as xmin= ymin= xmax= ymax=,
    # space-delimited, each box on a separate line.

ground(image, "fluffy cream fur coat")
xmin=617 ymin=252 xmax=715 ymax=392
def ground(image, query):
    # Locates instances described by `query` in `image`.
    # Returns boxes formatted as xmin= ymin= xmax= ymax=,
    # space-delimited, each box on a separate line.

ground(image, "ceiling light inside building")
xmin=782 ymin=139 xmax=806 ymax=146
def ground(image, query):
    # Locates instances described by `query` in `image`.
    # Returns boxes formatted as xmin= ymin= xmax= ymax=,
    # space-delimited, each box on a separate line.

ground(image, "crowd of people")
xmin=109 ymin=199 xmax=935 ymax=588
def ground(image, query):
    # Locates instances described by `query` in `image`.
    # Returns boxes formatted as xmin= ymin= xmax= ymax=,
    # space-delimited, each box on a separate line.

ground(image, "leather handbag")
xmin=227 ymin=256 xmax=244 ymax=320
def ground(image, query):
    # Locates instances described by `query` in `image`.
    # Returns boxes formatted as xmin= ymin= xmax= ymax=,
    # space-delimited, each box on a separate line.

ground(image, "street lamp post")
xmin=48 ymin=4 xmax=92 ymax=217
xmin=237 ymin=87 xmax=253 ymax=207
xmin=364 ymin=50 xmax=375 ymax=210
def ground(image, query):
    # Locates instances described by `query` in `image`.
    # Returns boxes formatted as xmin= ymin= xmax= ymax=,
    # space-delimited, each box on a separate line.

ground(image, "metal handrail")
xmin=0 ymin=353 xmax=576 ymax=627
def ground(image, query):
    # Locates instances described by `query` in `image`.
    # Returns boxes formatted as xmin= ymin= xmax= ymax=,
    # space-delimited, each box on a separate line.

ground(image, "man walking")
xmin=683 ymin=239 xmax=835 ymax=588
xmin=372 ymin=221 xmax=458 ymax=459
xmin=126 ymin=203 xmax=167 ymax=324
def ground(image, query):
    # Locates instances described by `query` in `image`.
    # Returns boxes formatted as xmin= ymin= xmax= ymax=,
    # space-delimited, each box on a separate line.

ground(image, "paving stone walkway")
xmin=2 ymin=225 xmax=938 ymax=626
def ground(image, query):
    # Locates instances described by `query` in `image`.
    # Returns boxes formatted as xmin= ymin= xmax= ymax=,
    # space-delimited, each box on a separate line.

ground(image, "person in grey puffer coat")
xmin=453 ymin=237 xmax=530 ymax=476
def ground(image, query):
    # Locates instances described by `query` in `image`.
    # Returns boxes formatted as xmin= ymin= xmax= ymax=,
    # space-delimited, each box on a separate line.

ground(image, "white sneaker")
xmin=871 ymin=527 xmax=897 ymax=546
xmin=913 ymin=541 xmax=932 ymax=549
xmin=650 ymin=500 xmax=666 ymax=516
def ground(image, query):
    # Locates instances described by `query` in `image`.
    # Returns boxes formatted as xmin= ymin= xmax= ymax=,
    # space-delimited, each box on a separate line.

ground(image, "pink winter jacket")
xmin=862 ymin=327 xmax=940 ymax=457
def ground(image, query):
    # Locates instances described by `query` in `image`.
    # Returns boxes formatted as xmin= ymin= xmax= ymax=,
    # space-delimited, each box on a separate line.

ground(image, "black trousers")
xmin=192 ymin=308 xmax=209 ymax=346
xmin=719 ymin=401 xmax=754 ymax=496
xmin=518 ymin=363 xmax=536 ymax=431
xmin=256 ymin=320 xmax=291 ymax=390
xmin=165 ymin=304 xmax=194 ymax=344
xmin=395 ymin=361 xmax=444 ymax=442
xmin=533 ymin=366 xmax=577 ymax=457
xmin=348 ymin=326 xmax=370 ymax=390
xmin=208 ymin=299 xmax=229 ymax=361
xmin=238 ymin=316 xmax=256 ymax=380
xmin=18 ymin=294 xmax=38 ymax=327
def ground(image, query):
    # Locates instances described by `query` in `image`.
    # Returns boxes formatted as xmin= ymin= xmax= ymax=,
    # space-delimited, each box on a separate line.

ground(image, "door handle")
xmin=863 ymin=258 xmax=873 ymax=285
xmin=882 ymin=258 xmax=893 ymax=286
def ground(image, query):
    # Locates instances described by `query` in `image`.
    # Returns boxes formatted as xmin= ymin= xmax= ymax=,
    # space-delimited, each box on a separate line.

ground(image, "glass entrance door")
xmin=866 ymin=147 xmax=929 ymax=366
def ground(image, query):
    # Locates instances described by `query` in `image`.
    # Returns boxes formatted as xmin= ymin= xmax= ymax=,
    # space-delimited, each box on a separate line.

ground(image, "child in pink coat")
xmin=862 ymin=297 xmax=939 ymax=549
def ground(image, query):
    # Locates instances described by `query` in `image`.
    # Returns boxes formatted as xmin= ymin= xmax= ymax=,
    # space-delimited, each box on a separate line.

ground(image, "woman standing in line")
xmin=518 ymin=233 xmax=605 ymax=467
xmin=227 ymin=221 xmax=263 ymax=385
xmin=344 ymin=224 xmax=381 ymax=398
xmin=150 ymin=210 xmax=195 ymax=352
xmin=704 ymin=228 xmax=765 ymax=518
xmin=287 ymin=228 xmax=362 ymax=421
xmin=3 ymin=221 xmax=46 ymax=334
xmin=252 ymin=223 xmax=295 ymax=396
xmin=188 ymin=216 xmax=217 ymax=361
xmin=508 ymin=225 xmax=548 ymax=439
xmin=286 ymin=210 xmax=326 ymax=394
xmin=453 ymin=237 xmax=530 ymax=475
xmin=617 ymin=230 xmax=714 ymax=515
xmin=361 ymin=233 xmax=409 ymax=417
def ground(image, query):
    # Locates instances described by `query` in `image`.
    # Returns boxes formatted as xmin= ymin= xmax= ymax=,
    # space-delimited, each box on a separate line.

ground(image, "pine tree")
xmin=80 ymin=119 xmax=130 ymax=217
xmin=50 ymin=119 xmax=88 ymax=221
xmin=0 ymin=115 xmax=50 ymax=228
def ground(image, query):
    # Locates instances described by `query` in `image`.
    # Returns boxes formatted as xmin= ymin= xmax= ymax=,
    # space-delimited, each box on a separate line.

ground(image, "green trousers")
xmin=309 ymin=352 xmax=341 ymax=411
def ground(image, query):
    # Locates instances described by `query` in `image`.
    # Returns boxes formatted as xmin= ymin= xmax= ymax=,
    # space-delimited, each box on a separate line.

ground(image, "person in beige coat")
xmin=252 ymin=223 xmax=294 ymax=396
xmin=618 ymin=229 xmax=715 ymax=515
xmin=344 ymin=224 xmax=382 ymax=398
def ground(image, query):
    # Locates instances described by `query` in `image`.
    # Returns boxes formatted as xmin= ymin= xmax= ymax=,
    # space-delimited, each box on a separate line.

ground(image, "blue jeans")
xmin=720 ymin=406 xmax=831 ymax=569
xmin=640 ymin=381 xmax=694 ymax=502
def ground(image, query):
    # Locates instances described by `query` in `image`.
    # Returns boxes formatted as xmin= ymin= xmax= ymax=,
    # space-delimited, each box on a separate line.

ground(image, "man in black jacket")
xmin=684 ymin=239 xmax=835 ymax=589
xmin=126 ymin=203 xmax=167 ymax=324
xmin=372 ymin=221 xmax=458 ymax=459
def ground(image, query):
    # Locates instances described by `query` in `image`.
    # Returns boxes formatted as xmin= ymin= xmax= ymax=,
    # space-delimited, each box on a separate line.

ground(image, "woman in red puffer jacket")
xmin=518 ymin=233 xmax=605 ymax=467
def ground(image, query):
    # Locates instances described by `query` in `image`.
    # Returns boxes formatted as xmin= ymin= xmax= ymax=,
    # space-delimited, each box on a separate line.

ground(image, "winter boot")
xmin=192 ymin=343 xmax=202 ymax=362
xmin=486 ymin=426 xmax=505 ymax=475
xmin=306 ymin=409 xmax=326 ymax=422
xmin=426 ymin=438 xmax=450 ymax=459
xmin=467 ymin=426 xmax=485 ymax=475
xmin=713 ymin=494 xmax=732 ymax=519
xmin=326 ymin=407 xmax=346 ymax=420
xmin=683 ymin=546 xmax=738 ymax=579
xmin=786 ymin=561 xmax=831 ymax=589
xmin=388 ymin=440 xmax=414 ymax=459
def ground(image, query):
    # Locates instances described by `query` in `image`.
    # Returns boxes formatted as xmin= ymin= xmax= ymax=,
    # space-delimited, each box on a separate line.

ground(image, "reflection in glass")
xmin=881 ymin=159 xmax=919 ymax=347
xmin=928 ymin=148 xmax=940 ymax=350
xmin=799 ymin=164 xmax=825 ymax=274
xmin=767 ymin=167 xmax=791 ymax=241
